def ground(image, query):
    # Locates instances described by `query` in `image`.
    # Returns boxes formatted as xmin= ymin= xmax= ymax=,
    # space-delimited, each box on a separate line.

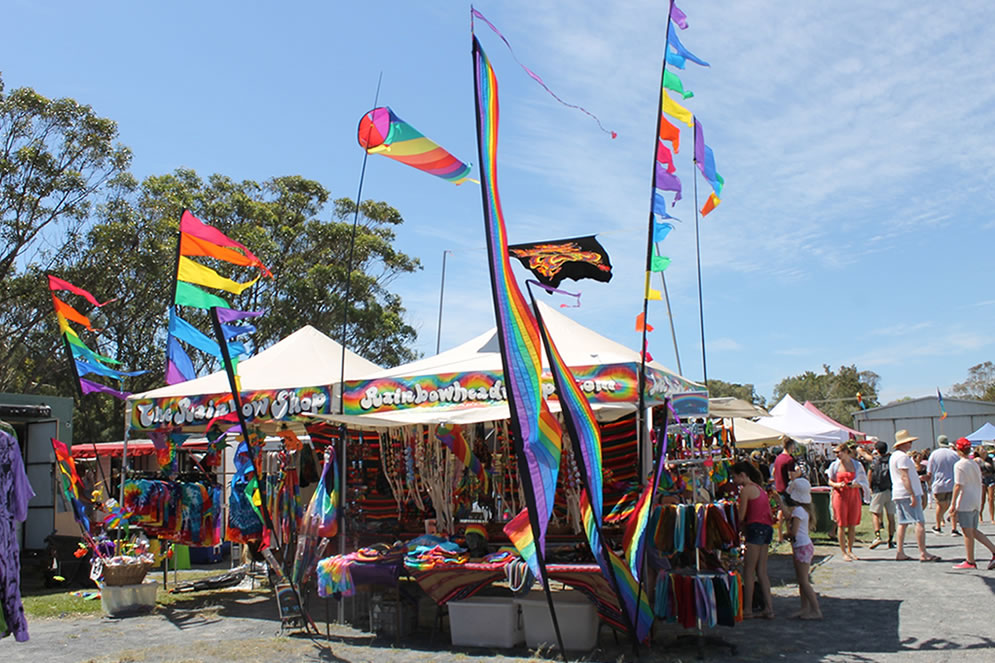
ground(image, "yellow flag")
xmin=663 ymin=92 xmax=693 ymax=128
xmin=177 ymin=256 xmax=260 ymax=295
xmin=644 ymin=272 xmax=663 ymax=300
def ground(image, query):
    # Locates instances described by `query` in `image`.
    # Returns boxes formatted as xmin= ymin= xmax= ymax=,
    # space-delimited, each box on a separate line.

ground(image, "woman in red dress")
xmin=828 ymin=444 xmax=864 ymax=561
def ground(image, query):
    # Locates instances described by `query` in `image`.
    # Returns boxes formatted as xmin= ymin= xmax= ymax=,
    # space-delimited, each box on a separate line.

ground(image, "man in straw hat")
xmin=889 ymin=430 xmax=941 ymax=562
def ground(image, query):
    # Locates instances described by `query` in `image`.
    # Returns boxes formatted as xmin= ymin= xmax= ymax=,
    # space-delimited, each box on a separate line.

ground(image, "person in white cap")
xmin=785 ymin=477 xmax=822 ymax=619
xmin=890 ymin=430 xmax=940 ymax=562
xmin=926 ymin=435 xmax=960 ymax=536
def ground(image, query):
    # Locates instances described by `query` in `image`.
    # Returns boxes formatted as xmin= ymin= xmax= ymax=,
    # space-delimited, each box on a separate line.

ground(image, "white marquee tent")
xmin=758 ymin=394 xmax=849 ymax=448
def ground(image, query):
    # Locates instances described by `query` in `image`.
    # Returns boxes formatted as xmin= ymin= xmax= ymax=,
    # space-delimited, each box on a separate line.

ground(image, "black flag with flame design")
xmin=507 ymin=235 xmax=613 ymax=289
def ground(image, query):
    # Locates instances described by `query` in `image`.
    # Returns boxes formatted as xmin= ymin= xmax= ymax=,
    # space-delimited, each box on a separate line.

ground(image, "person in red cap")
xmin=951 ymin=437 xmax=995 ymax=569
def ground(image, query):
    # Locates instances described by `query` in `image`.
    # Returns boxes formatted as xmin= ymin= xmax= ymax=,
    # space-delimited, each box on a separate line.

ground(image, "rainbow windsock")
xmin=51 ymin=438 xmax=90 ymax=531
xmin=359 ymin=107 xmax=473 ymax=184
xmin=473 ymin=36 xmax=563 ymax=582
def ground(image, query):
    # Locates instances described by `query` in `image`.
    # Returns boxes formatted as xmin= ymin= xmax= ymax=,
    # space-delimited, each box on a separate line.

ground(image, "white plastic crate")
xmin=516 ymin=591 xmax=598 ymax=651
xmin=100 ymin=579 xmax=158 ymax=616
xmin=449 ymin=595 xmax=524 ymax=648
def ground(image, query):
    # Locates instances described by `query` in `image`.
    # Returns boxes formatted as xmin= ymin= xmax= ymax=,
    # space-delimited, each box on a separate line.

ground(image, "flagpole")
xmin=435 ymin=249 xmax=451 ymax=354
xmin=638 ymin=0 xmax=675 ymax=484
xmin=692 ymin=122 xmax=708 ymax=385
xmin=335 ymin=72 xmax=383 ymax=626
xmin=657 ymin=261 xmax=683 ymax=376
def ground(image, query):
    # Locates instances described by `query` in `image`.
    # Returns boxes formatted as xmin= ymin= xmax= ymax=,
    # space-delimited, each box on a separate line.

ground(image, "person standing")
xmin=785 ymin=477 xmax=822 ymax=619
xmin=732 ymin=461 xmax=775 ymax=619
xmin=772 ymin=439 xmax=800 ymax=542
xmin=976 ymin=446 xmax=995 ymax=523
xmin=951 ymin=437 xmax=995 ymax=569
xmin=826 ymin=444 xmax=869 ymax=561
xmin=867 ymin=440 xmax=896 ymax=549
xmin=890 ymin=430 xmax=940 ymax=562
xmin=927 ymin=435 xmax=960 ymax=536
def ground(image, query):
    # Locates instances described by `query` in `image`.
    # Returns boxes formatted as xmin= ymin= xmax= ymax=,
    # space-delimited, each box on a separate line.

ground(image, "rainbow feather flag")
xmin=359 ymin=107 xmax=473 ymax=184
xmin=51 ymin=438 xmax=90 ymax=532
xmin=531 ymin=290 xmax=653 ymax=642
xmin=473 ymin=36 xmax=563 ymax=582
xmin=436 ymin=423 xmax=487 ymax=489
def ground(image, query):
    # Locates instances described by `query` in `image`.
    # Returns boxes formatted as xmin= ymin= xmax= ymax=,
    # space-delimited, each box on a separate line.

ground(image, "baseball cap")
xmin=955 ymin=437 xmax=972 ymax=453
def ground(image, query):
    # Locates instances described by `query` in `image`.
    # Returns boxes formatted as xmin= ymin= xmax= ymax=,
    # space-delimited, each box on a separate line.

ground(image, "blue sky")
xmin=3 ymin=0 xmax=994 ymax=405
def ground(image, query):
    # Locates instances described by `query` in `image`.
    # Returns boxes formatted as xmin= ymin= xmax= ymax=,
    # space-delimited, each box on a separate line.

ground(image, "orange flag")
xmin=180 ymin=233 xmax=261 ymax=268
xmin=659 ymin=115 xmax=681 ymax=153
xmin=52 ymin=295 xmax=93 ymax=330
xmin=701 ymin=192 xmax=720 ymax=216
xmin=635 ymin=312 xmax=654 ymax=333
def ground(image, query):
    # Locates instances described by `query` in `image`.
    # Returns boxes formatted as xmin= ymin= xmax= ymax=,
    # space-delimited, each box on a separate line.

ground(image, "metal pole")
xmin=656 ymin=254 xmax=683 ymax=376
xmin=435 ymin=250 xmax=451 ymax=354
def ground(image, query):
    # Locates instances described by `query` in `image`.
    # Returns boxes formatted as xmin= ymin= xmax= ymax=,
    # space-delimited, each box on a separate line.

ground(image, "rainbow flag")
xmin=531 ymin=291 xmax=653 ymax=642
xmin=359 ymin=107 xmax=473 ymax=184
xmin=937 ymin=388 xmax=948 ymax=420
xmin=436 ymin=423 xmax=487 ymax=489
xmin=51 ymin=438 xmax=90 ymax=531
xmin=473 ymin=36 xmax=563 ymax=582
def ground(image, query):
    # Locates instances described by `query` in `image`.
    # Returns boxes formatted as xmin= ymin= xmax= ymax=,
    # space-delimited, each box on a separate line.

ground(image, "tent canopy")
xmin=758 ymin=394 xmax=849 ymax=448
xmin=802 ymin=401 xmax=869 ymax=439
xmin=317 ymin=301 xmax=703 ymax=428
xmin=128 ymin=325 xmax=382 ymax=432
xmin=709 ymin=397 xmax=769 ymax=418
xmin=966 ymin=422 xmax=995 ymax=443
xmin=71 ymin=439 xmax=209 ymax=458
xmin=731 ymin=417 xmax=785 ymax=449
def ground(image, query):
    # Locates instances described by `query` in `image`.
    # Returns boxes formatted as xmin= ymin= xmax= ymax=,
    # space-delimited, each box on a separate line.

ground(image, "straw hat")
xmin=893 ymin=429 xmax=918 ymax=448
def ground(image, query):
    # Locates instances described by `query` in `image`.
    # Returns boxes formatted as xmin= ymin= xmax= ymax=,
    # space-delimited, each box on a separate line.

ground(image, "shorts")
xmin=744 ymin=523 xmax=774 ymax=546
xmin=793 ymin=543 xmax=814 ymax=565
xmin=870 ymin=491 xmax=896 ymax=515
xmin=895 ymin=498 xmax=925 ymax=525
xmin=933 ymin=491 xmax=953 ymax=503
xmin=957 ymin=510 xmax=980 ymax=530
xmin=982 ymin=476 xmax=995 ymax=487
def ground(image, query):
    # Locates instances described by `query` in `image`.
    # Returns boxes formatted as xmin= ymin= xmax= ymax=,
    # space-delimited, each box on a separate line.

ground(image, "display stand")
xmin=660 ymin=457 xmax=737 ymax=661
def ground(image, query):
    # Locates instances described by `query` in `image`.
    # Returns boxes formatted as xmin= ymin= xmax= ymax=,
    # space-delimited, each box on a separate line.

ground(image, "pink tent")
xmin=803 ymin=401 xmax=871 ymax=441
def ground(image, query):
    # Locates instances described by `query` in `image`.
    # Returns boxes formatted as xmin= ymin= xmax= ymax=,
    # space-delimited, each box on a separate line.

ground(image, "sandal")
xmin=920 ymin=554 xmax=941 ymax=563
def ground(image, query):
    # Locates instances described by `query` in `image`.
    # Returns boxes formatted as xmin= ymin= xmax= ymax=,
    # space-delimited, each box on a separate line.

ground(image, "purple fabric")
xmin=215 ymin=307 xmax=266 ymax=323
xmin=671 ymin=3 xmax=688 ymax=29
xmin=1 ymin=425 xmax=35 ymax=641
xmin=79 ymin=377 xmax=130 ymax=400
xmin=694 ymin=119 xmax=705 ymax=174
xmin=655 ymin=165 xmax=683 ymax=203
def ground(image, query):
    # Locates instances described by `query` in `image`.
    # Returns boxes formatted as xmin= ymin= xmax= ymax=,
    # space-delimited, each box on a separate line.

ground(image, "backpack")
xmin=871 ymin=454 xmax=892 ymax=492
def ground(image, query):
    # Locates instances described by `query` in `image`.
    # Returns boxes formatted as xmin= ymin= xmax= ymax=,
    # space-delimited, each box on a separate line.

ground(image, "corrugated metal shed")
xmin=852 ymin=396 xmax=995 ymax=450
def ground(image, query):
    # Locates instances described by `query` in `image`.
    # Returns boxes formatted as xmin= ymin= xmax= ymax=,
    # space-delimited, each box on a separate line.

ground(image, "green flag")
xmin=664 ymin=70 xmax=693 ymax=100
xmin=175 ymin=281 xmax=230 ymax=309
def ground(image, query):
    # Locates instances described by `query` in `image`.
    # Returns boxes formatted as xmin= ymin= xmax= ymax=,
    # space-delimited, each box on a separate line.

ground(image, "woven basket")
xmin=102 ymin=561 xmax=150 ymax=586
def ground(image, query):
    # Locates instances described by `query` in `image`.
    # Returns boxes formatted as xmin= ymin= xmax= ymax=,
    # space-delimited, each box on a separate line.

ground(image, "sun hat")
xmin=894 ymin=429 xmax=918 ymax=448
xmin=787 ymin=477 xmax=812 ymax=505
xmin=955 ymin=437 xmax=973 ymax=454
xmin=937 ymin=434 xmax=949 ymax=447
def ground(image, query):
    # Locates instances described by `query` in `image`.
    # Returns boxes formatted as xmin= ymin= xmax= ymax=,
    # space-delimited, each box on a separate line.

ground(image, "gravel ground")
xmin=7 ymin=505 xmax=995 ymax=662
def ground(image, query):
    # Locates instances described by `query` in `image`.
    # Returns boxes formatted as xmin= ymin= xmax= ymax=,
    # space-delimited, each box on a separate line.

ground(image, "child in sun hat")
xmin=785 ymin=477 xmax=823 ymax=619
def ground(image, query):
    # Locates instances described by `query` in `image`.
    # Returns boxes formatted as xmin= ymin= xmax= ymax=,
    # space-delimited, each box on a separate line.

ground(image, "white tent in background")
xmin=128 ymin=325 xmax=382 ymax=432
xmin=759 ymin=394 xmax=849 ymax=448
xmin=966 ymin=422 xmax=995 ymax=443
xmin=709 ymin=397 xmax=769 ymax=418
xmin=732 ymin=417 xmax=785 ymax=449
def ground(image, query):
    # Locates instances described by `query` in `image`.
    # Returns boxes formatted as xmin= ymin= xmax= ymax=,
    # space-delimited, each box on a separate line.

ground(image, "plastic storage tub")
xmin=516 ymin=591 xmax=598 ymax=651
xmin=449 ymin=596 xmax=524 ymax=648
xmin=100 ymin=580 xmax=158 ymax=616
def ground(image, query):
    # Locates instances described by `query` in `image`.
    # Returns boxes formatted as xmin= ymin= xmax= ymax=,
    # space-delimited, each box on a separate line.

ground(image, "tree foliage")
xmin=949 ymin=361 xmax=995 ymax=401
xmin=772 ymin=364 xmax=880 ymax=426
xmin=1 ymin=70 xmax=424 ymax=442
xmin=705 ymin=378 xmax=767 ymax=408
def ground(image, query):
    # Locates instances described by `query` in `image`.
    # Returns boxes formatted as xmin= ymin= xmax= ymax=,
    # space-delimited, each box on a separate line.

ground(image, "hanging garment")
xmin=0 ymin=423 xmax=34 ymax=642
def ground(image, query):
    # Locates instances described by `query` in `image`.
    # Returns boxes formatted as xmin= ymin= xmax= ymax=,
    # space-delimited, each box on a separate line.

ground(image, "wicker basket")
xmin=102 ymin=560 xmax=151 ymax=587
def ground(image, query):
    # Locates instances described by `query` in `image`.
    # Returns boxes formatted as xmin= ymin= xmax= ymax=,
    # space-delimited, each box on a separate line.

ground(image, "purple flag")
xmin=79 ymin=377 xmax=131 ymax=400
xmin=215 ymin=307 xmax=266 ymax=323
xmin=655 ymin=164 xmax=683 ymax=204
xmin=694 ymin=118 xmax=705 ymax=174
xmin=671 ymin=3 xmax=688 ymax=29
